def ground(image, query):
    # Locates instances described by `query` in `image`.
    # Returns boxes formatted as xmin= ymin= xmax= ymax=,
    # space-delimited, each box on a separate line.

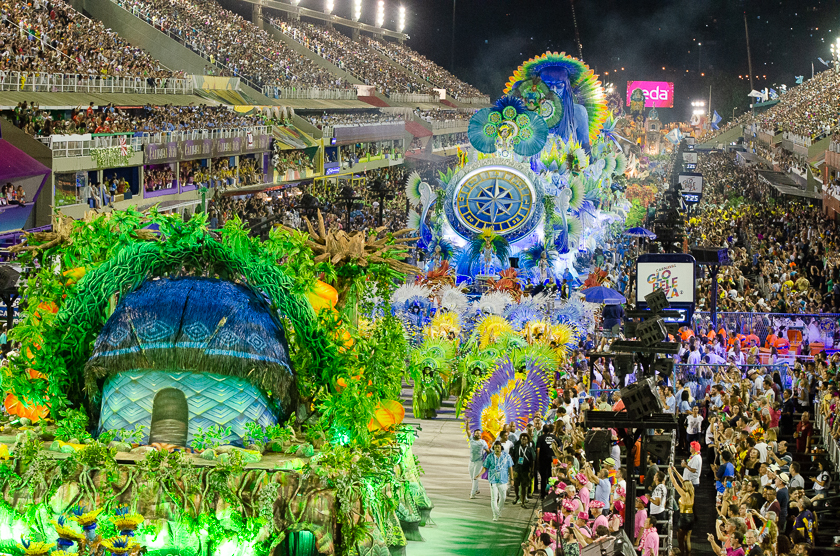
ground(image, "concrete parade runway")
xmin=403 ymin=388 xmax=534 ymax=556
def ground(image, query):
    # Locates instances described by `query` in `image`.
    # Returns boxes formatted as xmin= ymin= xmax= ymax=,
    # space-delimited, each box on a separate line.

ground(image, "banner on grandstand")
xmin=332 ymin=122 xmax=405 ymax=145
xmin=191 ymin=75 xmax=240 ymax=91
xmin=145 ymin=136 xmax=271 ymax=163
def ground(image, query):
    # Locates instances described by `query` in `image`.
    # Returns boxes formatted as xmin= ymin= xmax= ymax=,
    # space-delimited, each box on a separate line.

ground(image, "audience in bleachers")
xmin=755 ymin=69 xmax=840 ymax=141
xmin=114 ymin=0 xmax=350 ymax=90
xmin=305 ymin=111 xmax=405 ymax=129
xmin=363 ymin=36 xmax=483 ymax=99
xmin=0 ymin=0 xmax=173 ymax=77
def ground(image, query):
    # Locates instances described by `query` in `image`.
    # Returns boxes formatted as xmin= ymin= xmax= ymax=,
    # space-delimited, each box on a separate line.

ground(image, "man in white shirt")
xmin=754 ymin=437 xmax=769 ymax=463
xmin=468 ymin=429 xmax=489 ymax=498
xmin=682 ymin=441 xmax=702 ymax=485
xmin=649 ymin=471 xmax=668 ymax=529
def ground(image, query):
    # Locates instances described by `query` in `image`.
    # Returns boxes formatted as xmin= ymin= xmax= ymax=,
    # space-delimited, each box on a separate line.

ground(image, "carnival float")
xmin=0 ymin=51 xmax=637 ymax=556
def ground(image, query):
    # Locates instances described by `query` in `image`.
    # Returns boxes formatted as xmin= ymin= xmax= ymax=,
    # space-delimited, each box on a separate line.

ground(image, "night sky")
xmin=389 ymin=0 xmax=840 ymax=123
xmin=229 ymin=0 xmax=840 ymax=123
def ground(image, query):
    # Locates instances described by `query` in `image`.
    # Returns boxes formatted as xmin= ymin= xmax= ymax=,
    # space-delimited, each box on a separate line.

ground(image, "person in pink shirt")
xmin=590 ymin=500 xmax=609 ymax=531
xmin=575 ymin=473 xmax=591 ymax=513
xmin=638 ymin=517 xmax=660 ymax=556
xmin=634 ymin=496 xmax=649 ymax=540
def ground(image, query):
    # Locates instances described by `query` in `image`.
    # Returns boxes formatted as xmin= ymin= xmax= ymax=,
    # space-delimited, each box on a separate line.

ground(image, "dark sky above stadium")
xmin=389 ymin=0 xmax=838 ymax=119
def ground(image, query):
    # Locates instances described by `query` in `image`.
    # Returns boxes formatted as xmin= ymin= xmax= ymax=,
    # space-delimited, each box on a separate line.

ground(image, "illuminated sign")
xmin=637 ymin=261 xmax=695 ymax=303
xmin=325 ymin=166 xmax=340 ymax=176
xmin=626 ymin=81 xmax=675 ymax=108
xmin=682 ymin=192 xmax=700 ymax=204
xmin=678 ymin=172 xmax=703 ymax=194
xmin=683 ymin=152 xmax=698 ymax=163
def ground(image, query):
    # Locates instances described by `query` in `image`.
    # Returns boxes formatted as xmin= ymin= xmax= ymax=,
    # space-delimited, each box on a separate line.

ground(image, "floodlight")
xmin=398 ymin=5 xmax=405 ymax=32
xmin=352 ymin=0 xmax=362 ymax=21
xmin=376 ymin=0 xmax=384 ymax=28
xmin=325 ymin=0 xmax=334 ymax=14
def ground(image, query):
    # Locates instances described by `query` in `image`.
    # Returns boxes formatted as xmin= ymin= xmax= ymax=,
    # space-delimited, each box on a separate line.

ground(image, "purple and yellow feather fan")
xmin=463 ymin=356 xmax=551 ymax=441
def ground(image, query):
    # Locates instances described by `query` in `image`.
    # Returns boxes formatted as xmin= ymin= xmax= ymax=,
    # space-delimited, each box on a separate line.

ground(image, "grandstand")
xmin=0 ymin=0 xmax=485 ymax=237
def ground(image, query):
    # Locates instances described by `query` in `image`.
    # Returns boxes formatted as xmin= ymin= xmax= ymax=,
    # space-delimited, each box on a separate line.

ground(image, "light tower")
xmin=376 ymin=0 xmax=384 ymax=28
xmin=324 ymin=0 xmax=334 ymax=14
xmin=398 ymin=5 xmax=405 ymax=32
xmin=352 ymin=0 xmax=362 ymax=21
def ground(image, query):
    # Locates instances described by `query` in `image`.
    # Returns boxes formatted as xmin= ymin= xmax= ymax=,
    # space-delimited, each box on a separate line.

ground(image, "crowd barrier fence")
xmin=0 ymin=72 xmax=192 ymax=95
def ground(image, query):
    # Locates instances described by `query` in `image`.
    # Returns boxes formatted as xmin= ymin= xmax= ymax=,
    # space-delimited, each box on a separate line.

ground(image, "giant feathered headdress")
xmin=463 ymin=356 xmax=552 ymax=439
xmin=505 ymin=52 xmax=608 ymax=146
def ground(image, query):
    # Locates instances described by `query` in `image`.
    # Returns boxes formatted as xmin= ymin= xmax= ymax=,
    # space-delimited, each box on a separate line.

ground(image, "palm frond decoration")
xmin=614 ymin=152 xmax=628 ymax=176
xmin=603 ymin=152 xmax=617 ymax=176
xmin=405 ymin=171 xmax=424 ymax=208
xmin=566 ymin=216 xmax=583 ymax=246
xmin=467 ymin=228 xmax=511 ymax=269
xmin=567 ymin=175 xmax=586 ymax=210
xmin=407 ymin=209 xmax=422 ymax=232
xmin=561 ymin=140 xmax=589 ymax=173
xmin=474 ymin=314 xmax=514 ymax=347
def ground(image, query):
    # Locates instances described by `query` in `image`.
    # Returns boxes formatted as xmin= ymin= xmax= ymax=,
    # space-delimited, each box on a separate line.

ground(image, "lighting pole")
xmin=831 ymin=37 xmax=840 ymax=71
xmin=450 ymin=0 xmax=456 ymax=72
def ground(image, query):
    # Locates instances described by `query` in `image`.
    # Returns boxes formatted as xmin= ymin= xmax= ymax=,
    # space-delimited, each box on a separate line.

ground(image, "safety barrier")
xmin=0 ymin=72 xmax=192 ymax=95
xmin=262 ymin=86 xmax=358 ymax=100
xmin=674 ymin=363 xmax=790 ymax=399
xmin=815 ymin=400 xmax=839 ymax=468
xmin=459 ymin=96 xmax=491 ymax=105
xmin=41 ymin=126 xmax=272 ymax=158
xmin=691 ymin=312 xmax=840 ymax=356
xmin=429 ymin=119 xmax=470 ymax=130
xmin=389 ymin=93 xmax=439 ymax=104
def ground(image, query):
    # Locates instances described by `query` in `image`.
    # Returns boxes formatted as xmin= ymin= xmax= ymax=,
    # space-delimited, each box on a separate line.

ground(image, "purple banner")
xmin=144 ymin=135 xmax=272 ymax=163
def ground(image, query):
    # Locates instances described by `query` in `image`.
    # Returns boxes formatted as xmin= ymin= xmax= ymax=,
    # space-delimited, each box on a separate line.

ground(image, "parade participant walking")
xmin=469 ymin=429 xmax=489 ymax=499
xmin=512 ymin=432 xmax=535 ymax=507
xmin=476 ymin=441 xmax=514 ymax=521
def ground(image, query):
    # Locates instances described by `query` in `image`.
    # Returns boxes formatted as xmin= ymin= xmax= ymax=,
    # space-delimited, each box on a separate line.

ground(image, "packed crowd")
xmin=272 ymin=149 xmax=315 ymax=175
xmin=114 ymin=0 xmax=348 ymax=90
xmin=6 ymin=101 xmax=267 ymax=137
xmin=271 ymin=18 xmax=435 ymax=97
xmin=207 ymin=165 xmax=409 ymax=234
xmin=688 ymin=152 xmax=840 ymax=314
xmin=754 ymin=68 xmax=840 ymax=141
xmin=0 ymin=0 xmax=173 ymax=77
xmin=415 ymin=108 xmax=474 ymax=124
xmin=304 ymin=111 xmax=405 ymax=129
xmin=363 ymin=36 xmax=483 ymax=99
xmin=432 ymin=132 xmax=469 ymax=150
xmin=475 ymin=320 xmax=833 ymax=556
xmin=339 ymin=142 xmax=402 ymax=166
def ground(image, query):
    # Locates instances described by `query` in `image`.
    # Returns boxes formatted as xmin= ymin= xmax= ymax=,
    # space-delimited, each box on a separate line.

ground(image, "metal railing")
xmin=45 ymin=135 xmax=144 ymax=158
xmin=0 ymin=71 xmax=192 ymax=95
xmin=429 ymin=119 xmax=470 ymax=130
xmin=389 ymin=92 xmax=438 ymax=104
xmin=262 ymin=85 xmax=358 ymax=100
xmin=459 ymin=96 xmax=491 ymax=105
xmin=691 ymin=312 xmax=840 ymax=351
xmin=41 ymin=126 xmax=272 ymax=158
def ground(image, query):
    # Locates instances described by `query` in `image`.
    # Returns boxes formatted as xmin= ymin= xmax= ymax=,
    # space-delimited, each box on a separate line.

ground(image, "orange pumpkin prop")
xmin=4 ymin=393 xmax=49 ymax=422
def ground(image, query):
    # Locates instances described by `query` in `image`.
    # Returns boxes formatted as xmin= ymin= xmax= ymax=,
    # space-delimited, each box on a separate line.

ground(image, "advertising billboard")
xmin=636 ymin=261 xmax=695 ymax=303
xmin=626 ymin=81 xmax=675 ymax=108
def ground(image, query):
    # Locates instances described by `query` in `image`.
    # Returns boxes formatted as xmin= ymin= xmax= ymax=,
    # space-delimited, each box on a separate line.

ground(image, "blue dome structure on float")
xmin=87 ymin=277 xmax=295 ymax=447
